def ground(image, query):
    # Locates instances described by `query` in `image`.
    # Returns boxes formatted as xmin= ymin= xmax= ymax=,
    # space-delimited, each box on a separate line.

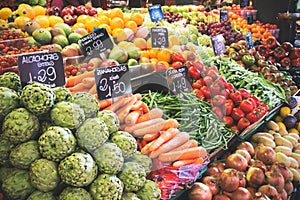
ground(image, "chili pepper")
xmin=280 ymin=57 xmax=291 ymax=68
xmin=171 ymin=61 xmax=183 ymax=68
xmin=281 ymin=42 xmax=293 ymax=52
xmin=231 ymin=107 xmax=245 ymax=121
xmin=273 ymin=46 xmax=287 ymax=60
xmin=265 ymin=36 xmax=279 ymax=49
xmin=225 ymin=99 xmax=234 ymax=115
xmin=289 ymin=48 xmax=300 ymax=59
xmin=230 ymin=91 xmax=242 ymax=104
xmin=212 ymin=95 xmax=226 ymax=106
xmin=188 ymin=66 xmax=201 ymax=79
xmin=171 ymin=52 xmax=185 ymax=63
xmin=223 ymin=116 xmax=234 ymax=127
xmin=292 ymin=58 xmax=300 ymax=67
xmin=237 ymin=117 xmax=250 ymax=131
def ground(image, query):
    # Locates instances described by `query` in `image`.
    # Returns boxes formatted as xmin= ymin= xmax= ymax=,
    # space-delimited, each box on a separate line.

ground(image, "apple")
xmin=47 ymin=6 xmax=61 ymax=16
xmin=63 ymin=14 xmax=76 ymax=26
xmin=87 ymin=7 xmax=97 ymax=16
xmin=61 ymin=45 xmax=79 ymax=57
xmin=74 ymin=5 xmax=88 ymax=16
xmin=61 ymin=6 xmax=75 ymax=16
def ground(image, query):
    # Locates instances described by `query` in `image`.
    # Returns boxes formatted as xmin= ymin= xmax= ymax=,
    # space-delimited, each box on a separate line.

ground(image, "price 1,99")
xmin=94 ymin=64 xmax=132 ymax=100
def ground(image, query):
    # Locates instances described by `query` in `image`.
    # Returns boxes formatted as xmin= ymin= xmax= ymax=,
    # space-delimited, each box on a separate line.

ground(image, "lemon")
xmin=297 ymin=122 xmax=300 ymax=132
xmin=0 ymin=7 xmax=12 ymax=20
xmin=288 ymin=128 xmax=299 ymax=134
xmin=274 ymin=115 xmax=283 ymax=122
xmin=280 ymin=106 xmax=291 ymax=118
xmin=277 ymin=121 xmax=286 ymax=131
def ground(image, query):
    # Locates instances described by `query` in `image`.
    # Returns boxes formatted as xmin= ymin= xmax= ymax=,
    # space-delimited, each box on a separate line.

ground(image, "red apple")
xmin=74 ymin=5 xmax=88 ymax=15
xmin=63 ymin=14 xmax=76 ymax=26
xmin=61 ymin=6 xmax=75 ymax=16
xmin=47 ymin=6 xmax=61 ymax=16
xmin=87 ymin=7 xmax=97 ymax=16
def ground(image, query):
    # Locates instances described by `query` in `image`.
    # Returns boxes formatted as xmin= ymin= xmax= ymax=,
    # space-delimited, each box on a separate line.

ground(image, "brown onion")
xmin=204 ymin=166 xmax=222 ymax=177
xmin=250 ymin=159 xmax=268 ymax=173
xmin=258 ymin=184 xmax=280 ymax=200
xmin=225 ymin=153 xmax=248 ymax=171
xmin=284 ymin=180 xmax=294 ymax=195
xmin=202 ymin=176 xmax=219 ymax=195
xmin=270 ymin=162 xmax=289 ymax=182
xmin=235 ymin=149 xmax=251 ymax=163
xmin=224 ymin=187 xmax=252 ymax=200
xmin=237 ymin=141 xmax=255 ymax=157
xmin=278 ymin=189 xmax=287 ymax=200
xmin=188 ymin=182 xmax=212 ymax=200
xmin=220 ymin=168 xmax=240 ymax=192
xmin=211 ymin=162 xmax=225 ymax=173
xmin=265 ymin=168 xmax=285 ymax=192
xmin=255 ymin=144 xmax=276 ymax=165
xmin=246 ymin=166 xmax=265 ymax=188
xmin=213 ymin=194 xmax=230 ymax=200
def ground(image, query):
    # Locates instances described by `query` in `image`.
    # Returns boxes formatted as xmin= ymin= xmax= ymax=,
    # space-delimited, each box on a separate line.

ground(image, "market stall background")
xmin=0 ymin=0 xmax=300 ymax=199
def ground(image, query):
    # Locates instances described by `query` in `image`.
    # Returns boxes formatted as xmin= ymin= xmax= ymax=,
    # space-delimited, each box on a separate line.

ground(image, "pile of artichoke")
xmin=0 ymin=72 xmax=161 ymax=200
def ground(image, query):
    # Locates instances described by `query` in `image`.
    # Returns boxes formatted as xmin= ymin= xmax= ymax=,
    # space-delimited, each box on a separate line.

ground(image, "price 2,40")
xmin=98 ymin=78 xmax=126 ymax=98
xmin=28 ymin=66 xmax=57 ymax=83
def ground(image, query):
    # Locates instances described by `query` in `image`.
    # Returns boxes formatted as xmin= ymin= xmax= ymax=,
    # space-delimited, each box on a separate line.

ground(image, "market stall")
xmin=0 ymin=1 xmax=300 ymax=200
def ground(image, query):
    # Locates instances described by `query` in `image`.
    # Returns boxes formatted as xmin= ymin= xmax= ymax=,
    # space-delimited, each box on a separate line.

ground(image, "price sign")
xmin=148 ymin=4 xmax=164 ymax=22
xmin=240 ymin=0 xmax=249 ymax=8
xmin=245 ymin=32 xmax=254 ymax=49
xmin=18 ymin=52 xmax=65 ymax=88
xmin=78 ymin=28 xmax=113 ymax=56
xmin=220 ymin=10 xmax=229 ymax=22
xmin=166 ymin=66 xmax=192 ymax=95
xmin=211 ymin=34 xmax=226 ymax=56
xmin=94 ymin=64 xmax=132 ymax=100
xmin=151 ymin=27 xmax=169 ymax=48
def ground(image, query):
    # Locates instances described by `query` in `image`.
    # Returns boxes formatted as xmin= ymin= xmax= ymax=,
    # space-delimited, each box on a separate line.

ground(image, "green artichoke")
xmin=0 ymin=136 xmax=15 ymax=166
xmin=97 ymin=110 xmax=120 ymax=134
xmin=127 ymin=151 xmax=152 ymax=175
xmin=52 ymin=87 xmax=73 ymax=103
xmin=111 ymin=131 xmax=137 ymax=159
xmin=0 ymin=72 xmax=21 ymax=93
xmin=0 ymin=86 xmax=19 ymax=122
xmin=122 ymin=192 xmax=141 ymax=200
xmin=72 ymin=92 xmax=99 ymax=118
xmin=27 ymin=190 xmax=57 ymax=200
xmin=59 ymin=187 xmax=92 ymax=200
xmin=136 ymin=180 xmax=161 ymax=200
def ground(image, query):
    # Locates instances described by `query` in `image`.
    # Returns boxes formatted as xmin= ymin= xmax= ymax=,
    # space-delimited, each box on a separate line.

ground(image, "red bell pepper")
xmin=200 ymin=85 xmax=211 ymax=99
xmin=171 ymin=52 xmax=185 ymax=63
xmin=266 ymin=55 xmax=276 ymax=64
xmin=212 ymin=106 xmax=224 ymax=118
xmin=225 ymin=99 xmax=234 ymax=115
xmin=188 ymin=66 xmax=201 ymax=79
xmin=237 ymin=117 xmax=251 ymax=131
xmin=231 ymin=107 xmax=245 ymax=121
xmin=292 ymin=58 xmax=300 ymax=67
xmin=265 ymin=36 xmax=279 ymax=49
xmin=212 ymin=95 xmax=226 ymax=106
xmin=171 ymin=61 xmax=183 ymax=68
xmin=230 ymin=91 xmax=242 ymax=104
xmin=239 ymin=88 xmax=250 ymax=99
xmin=273 ymin=46 xmax=287 ymax=60
xmin=281 ymin=42 xmax=293 ymax=52
xmin=280 ymin=57 xmax=291 ymax=68
xmin=209 ymin=82 xmax=221 ymax=96
xmin=256 ymin=45 xmax=269 ymax=57
xmin=223 ymin=116 xmax=234 ymax=127
xmin=192 ymin=60 xmax=205 ymax=72
xmin=239 ymin=99 xmax=254 ymax=113
xmin=290 ymin=48 xmax=300 ymax=59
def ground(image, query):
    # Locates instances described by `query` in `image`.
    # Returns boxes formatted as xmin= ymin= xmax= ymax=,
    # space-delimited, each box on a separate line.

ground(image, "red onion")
xmin=247 ymin=186 xmax=257 ymax=197
xmin=284 ymin=180 xmax=294 ymax=195
xmin=278 ymin=189 xmax=287 ymax=200
xmin=246 ymin=166 xmax=265 ymax=188
xmin=188 ymin=182 xmax=212 ymax=200
xmin=258 ymin=184 xmax=280 ymax=200
xmin=225 ymin=153 xmax=248 ymax=171
xmin=220 ymin=168 xmax=240 ymax=192
xmin=250 ymin=159 xmax=268 ymax=173
xmin=237 ymin=141 xmax=255 ymax=157
xmin=224 ymin=187 xmax=252 ymax=200
xmin=211 ymin=162 xmax=225 ymax=173
xmin=255 ymin=144 xmax=276 ymax=165
xmin=253 ymin=192 xmax=272 ymax=200
xmin=202 ymin=176 xmax=219 ymax=195
xmin=213 ymin=194 xmax=230 ymax=200
xmin=238 ymin=172 xmax=246 ymax=187
xmin=204 ymin=166 xmax=222 ymax=177
xmin=265 ymin=168 xmax=285 ymax=192
xmin=235 ymin=149 xmax=251 ymax=163
xmin=270 ymin=162 xmax=289 ymax=182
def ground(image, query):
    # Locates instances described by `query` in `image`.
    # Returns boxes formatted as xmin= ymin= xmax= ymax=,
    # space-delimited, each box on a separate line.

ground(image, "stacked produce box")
xmin=0 ymin=2 xmax=300 ymax=200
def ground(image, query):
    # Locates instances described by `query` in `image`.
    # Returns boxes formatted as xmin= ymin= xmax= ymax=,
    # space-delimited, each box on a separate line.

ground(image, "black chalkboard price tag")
xmin=220 ymin=10 xmax=229 ymax=22
xmin=148 ymin=4 xmax=164 ymax=22
xmin=18 ymin=51 xmax=65 ymax=88
xmin=166 ymin=66 xmax=192 ymax=95
xmin=78 ymin=28 xmax=113 ymax=56
xmin=94 ymin=64 xmax=132 ymax=100
xmin=245 ymin=32 xmax=254 ymax=49
xmin=211 ymin=34 xmax=226 ymax=56
xmin=151 ymin=27 xmax=169 ymax=48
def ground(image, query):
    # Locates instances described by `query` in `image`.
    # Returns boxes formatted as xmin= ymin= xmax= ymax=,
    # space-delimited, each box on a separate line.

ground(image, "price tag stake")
xmin=18 ymin=52 xmax=65 ymax=88
xmin=166 ymin=66 xmax=192 ymax=95
xmin=151 ymin=27 xmax=169 ymax=48
xmin=245 ymin=32 xmax=254 ymax=49
xmin=148 ymin=4 xmax=164 ymax=22
xmin=94 ymin=64 xmax=132 ymax=100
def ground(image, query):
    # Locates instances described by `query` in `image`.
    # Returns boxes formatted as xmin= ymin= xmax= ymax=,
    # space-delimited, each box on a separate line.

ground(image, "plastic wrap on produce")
xmin=147 ymin=157 xmax=209 ymax=200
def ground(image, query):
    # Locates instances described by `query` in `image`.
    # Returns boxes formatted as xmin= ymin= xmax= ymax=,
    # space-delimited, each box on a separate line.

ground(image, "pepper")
xmin=212 ymin=95 xmax=226 ymax=106
xmin=256 ymin=45 xmax=269 ymax=57
xmin=188 ymin=66 xmax=201 ymax=79
xmin=230 ymin=91 xmax=242 ymax=104
xmin=289 ymin=48 xmax=300 ymax=59
xmin=171 ymin=61 xmax=183 ymax=68
xmin=192 ymin=60 xmax=205 ymax=72
xmin=223 ymin=116 xmax=234 ymax=127
xmin=266 ymin=55 xmax=276 ymax=64
xmin=281 ymin=42 xmax=293 ymax=52
xmin=265 ymin=36 xmax=279 ymax=49
xmin=209 ymin=82 xmax=221 ymax=96
xmin=280 ymin=57 xmax=291 ymax=68
xmin=292 ymin=58 xmax=300 ymax=67
xmin=237 ymin=117 xmax=251 ymax=131
xmin=241 ymin=54 xmax=256 ymax=66
xmin=171 ymin=52 xmax=185 ymax=63
xmin=225 ymin=99 xmax=234 ymax=115
xmin=273 ymin=46 xmax=287 ymax=60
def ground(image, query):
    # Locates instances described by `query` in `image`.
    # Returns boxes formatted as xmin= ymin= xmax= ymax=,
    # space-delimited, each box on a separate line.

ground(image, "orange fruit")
xmin=98 ymin=15 xmax=110 ymax=25
xmin=148 ymin=48 xmax=159 ymax=59
xmin=125 ymin=20 xmax=137 ymax=33
xmin=157 ymin=49 xmax=171 ymax=63
xmin=110 ymin=17 xmax=124 ymax=30
xmin=85 ymin=17 xmax=100 ymax=33
xmin=98 ymin=24 xmax=111 ymax=35
xmin=112 ymin=28 xmax=127 ymax=42
xmin=14 ymin=16 xmax=31 ymax=30
xmin=48 ymin=15 xmax=64 ymax=27
xmin=34 ymin=15 xmax=50 ymax=28
xmin=140 ymin=50 xmax=149 ymax=59
xmin=109 ymin=8 xmax=123 ymax=19
xmin=0 ymin=7 xmax=12 ymax=20
xmin=130 ymin=13 xmax=143 ymax=26
xmin=123 ymin=13 xmax=131 ymax=23
xmin=72 ymin=22 xmax=86 ymax=30
xmin=77 ymin=15 xmax=89 ymax=24
xmin=33 ymin=5 xmax=46 ymax=16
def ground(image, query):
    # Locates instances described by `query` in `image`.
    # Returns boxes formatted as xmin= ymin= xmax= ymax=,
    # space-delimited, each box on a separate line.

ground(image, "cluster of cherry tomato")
xmin=0 ymin=30 xmax=25 ymax=40
xmin=64 ymin=63 xmax=94 ymax=78
xmin=187 ymin=60 xmax=268 ymax=133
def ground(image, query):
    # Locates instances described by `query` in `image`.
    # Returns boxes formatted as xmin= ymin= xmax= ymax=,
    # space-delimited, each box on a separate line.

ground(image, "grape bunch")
xmin=163 ymin=11 xmax=183 ymax=23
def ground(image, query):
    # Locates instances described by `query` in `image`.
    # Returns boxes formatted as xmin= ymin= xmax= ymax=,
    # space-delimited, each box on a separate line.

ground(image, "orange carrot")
xmin=158 ymin=146 xmax=208 ymax=163
xmin=141 ymin=138 xmax=148 ymax=147
xmin=130 ymin=101 xmax=143 ymax=111
xmin=172 ymin=158 xmax=201 ymax=167
xmin=125 ymin=118 xmax=164 ymax=134
xmin=104 ymin=96 xmax=130 ymax=112
xmin=99 ymin=99 xmax=112 ymax=109
xmin=82 ymin=77 xmax=95 ymax=88
xmin=143 ymin=132 xmax=161 ymax=142
xmin=141 ymin=140 xmax=155 ymax=154
xmin=136 ymin=108 xmax=163 ymax=123
xmin=149 ymin=128 xmax=179 ymax=151
xmin=149 ymin=132 xmax=189 ymax=159
xmin=191 ymin=157 xmax=205 ymax=165
xmin=140 ymin=102 xmax=150 ymax=113
xmin=171 ymin=139 xmax=198 ymax=152
xmin=136 ymin=139 xmax=143 ymax=151
xmin=89 ymin=84 xmax=97 ymax=94
xmin=116 ymin=96 xmax=138 ymax=123
xmin=125 ymin=110 xmax=142 ymax=125
xmin=65 ymin=70 xmax=94 ymax=87
xmin=68 ymin=82 xmax=85 ymax=93
xmin=133 ymin=119 xmax=179 ymax=137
